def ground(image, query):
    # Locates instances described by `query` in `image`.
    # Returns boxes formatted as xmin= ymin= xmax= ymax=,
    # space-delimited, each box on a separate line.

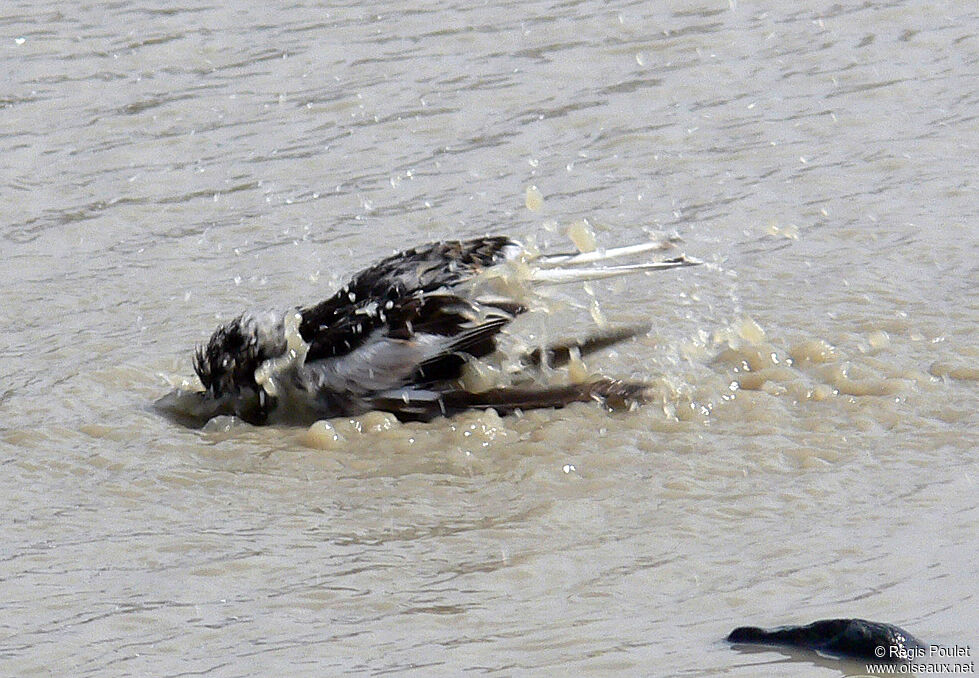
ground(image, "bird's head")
xmin=193 ymin=311 xmax=287 ymax=423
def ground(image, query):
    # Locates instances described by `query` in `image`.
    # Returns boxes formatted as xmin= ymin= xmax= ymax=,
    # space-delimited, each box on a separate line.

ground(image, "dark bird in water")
xmin=167 ymin=236 xmax=699 ymax=425
xmin=727 ymin=618 xmax=927 ymax=662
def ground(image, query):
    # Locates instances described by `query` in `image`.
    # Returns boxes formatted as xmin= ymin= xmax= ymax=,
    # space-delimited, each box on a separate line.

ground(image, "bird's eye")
xmin=221 ymin=356 xmax=232 ymax=368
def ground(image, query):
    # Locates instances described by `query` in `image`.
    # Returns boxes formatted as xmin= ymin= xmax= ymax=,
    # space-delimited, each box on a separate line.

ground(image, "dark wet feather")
xmin=370 ymin=378 xmax=648 ymax=422
xmin=299 ymin=237 xmax=517 ymax=363
xmin=521 ymin=324 xmax=651 ymax=368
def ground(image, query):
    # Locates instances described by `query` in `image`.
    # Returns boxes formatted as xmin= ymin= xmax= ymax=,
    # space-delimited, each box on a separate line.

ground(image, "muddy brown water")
xmin=3 ymin=1 xmax=977 ymax=675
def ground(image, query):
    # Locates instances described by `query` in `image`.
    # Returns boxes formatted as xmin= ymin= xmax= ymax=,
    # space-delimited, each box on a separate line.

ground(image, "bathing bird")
xmin=187 ymin=236 xmax=699 ymax=424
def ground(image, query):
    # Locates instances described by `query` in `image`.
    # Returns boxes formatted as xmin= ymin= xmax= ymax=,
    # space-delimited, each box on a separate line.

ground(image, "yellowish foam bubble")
xmin=564 ymin=348 xmax=592 ymax=383
xmin=567 ymin=219 xmax=597 ymax=253
xmin=460 ymin=358 xmax=503 ymax=393
xmin=867 ymin=330 xmax=890 ymax=351
xmin=304 ymin=420 xmax=344 ymax=450
xmin=254 ymin=311 xmax=308 ymax=398
xmin=830 ymin=373 xmax=905 ymax=397
xmin=737 ymin=316 xmax=767 ymax=344
xmin=448 ymin=409 xmax=509 ymax=447
xmin=356 ymin=410 xmax=400 ymax=433
xmin=735 ymin=366 xmax=797 ymax=391
xmin=929 ymin=362 xmax=979 ymax=381
xmin=525 ymin=185 xmax=544 ymax=211
xmin=766 ymin=222 xmax=800 ymax=240
xmin=712 ymin=316 xmax=767 ymax=352
xmin=809 ymin=383 xmax=835 ymax=401
xmin=788 ymin=339 xmax=838 ymax=365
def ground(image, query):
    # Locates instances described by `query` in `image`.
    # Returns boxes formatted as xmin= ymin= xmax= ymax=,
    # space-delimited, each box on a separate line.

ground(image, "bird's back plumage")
xmin=298 ymin=236 xmax=521 ymax=363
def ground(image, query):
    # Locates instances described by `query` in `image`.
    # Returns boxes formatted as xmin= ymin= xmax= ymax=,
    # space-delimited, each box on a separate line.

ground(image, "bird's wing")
xmin=299 ymin=237 xmax=520 ymax=344
xmin=349 ymin=236 xmax=520 ymax=297
xmin=297 ymin=237 xmax=520 ymax=362
xmin=298 ymin=292 xmax=520 ymax=396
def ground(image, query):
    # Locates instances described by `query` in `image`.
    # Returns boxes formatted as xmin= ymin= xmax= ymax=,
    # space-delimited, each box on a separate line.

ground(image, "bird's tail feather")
xmin=521 ymin=324 xmax=651 ymax=368
xmin=528 ymin=255 xmax=700 ymax=284
xmin=533 ymin=240 xmax=673 ymax=267
xmin=371 ymin=378 xmax=648 ymax=422
xmin=520 ymin=238 xmax=701 ymax=285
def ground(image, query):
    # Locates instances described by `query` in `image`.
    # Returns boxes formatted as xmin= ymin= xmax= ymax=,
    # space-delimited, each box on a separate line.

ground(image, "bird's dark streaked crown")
xmin=193 ymin=314 xmax=285 ymax=397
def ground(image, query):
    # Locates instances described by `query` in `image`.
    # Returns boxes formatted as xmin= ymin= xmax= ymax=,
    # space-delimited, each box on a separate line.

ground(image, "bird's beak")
xmin=234 ymin=387 xmax=276 ymax=425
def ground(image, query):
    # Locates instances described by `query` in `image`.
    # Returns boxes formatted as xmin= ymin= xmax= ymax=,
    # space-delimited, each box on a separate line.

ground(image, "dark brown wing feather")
xmin=298 ymin=237 xmax=518 ymax=362
xmin=370 ymin=379 xmax=648 ymax=422
xmin=521 ymin=324 xmax=651 ymax=368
